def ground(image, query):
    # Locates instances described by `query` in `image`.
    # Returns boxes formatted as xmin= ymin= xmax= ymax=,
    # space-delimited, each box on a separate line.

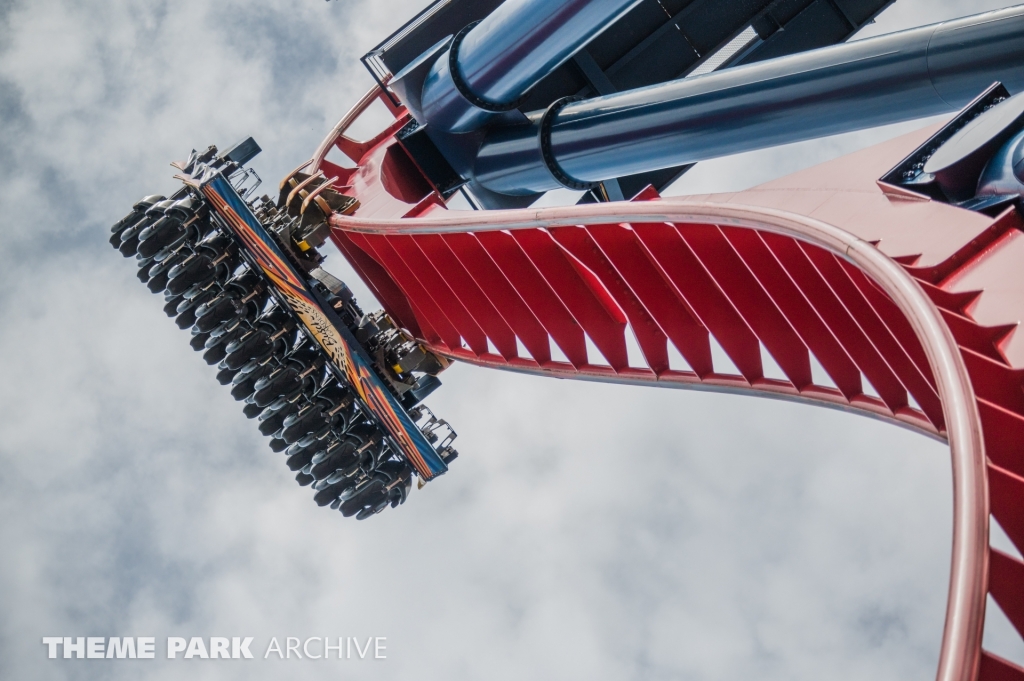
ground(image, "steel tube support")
xmin=419 ymin=0 xmax=640 ymax=133
xmin=473 ymin=5 xmax=1024 ymax=195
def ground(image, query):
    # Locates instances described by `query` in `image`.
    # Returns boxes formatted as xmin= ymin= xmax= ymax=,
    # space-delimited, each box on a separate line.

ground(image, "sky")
xmin=0 ymin=0 xmax=1022 ymax=679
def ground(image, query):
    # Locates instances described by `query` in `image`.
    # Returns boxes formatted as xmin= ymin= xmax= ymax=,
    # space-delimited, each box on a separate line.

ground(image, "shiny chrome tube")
xmin=419 ymin=0 xmax=640 ymax=133
xmin=474 ymin=5 xmax=1024 ymax=195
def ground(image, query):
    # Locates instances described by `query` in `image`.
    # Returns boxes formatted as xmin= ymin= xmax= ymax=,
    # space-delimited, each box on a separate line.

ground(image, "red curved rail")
xmin=304 ymin=86 xmax=1024 ymax=681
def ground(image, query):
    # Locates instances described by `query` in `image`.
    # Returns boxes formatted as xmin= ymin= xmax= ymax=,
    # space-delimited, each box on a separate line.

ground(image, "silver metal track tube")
xmin=419 ymin=0 xmax=640 ymax=134
xmin=474 ymin=5 xmax=1024 ymax=196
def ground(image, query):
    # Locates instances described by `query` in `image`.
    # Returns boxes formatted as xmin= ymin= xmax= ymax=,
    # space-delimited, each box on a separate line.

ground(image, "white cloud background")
xmin=0 ymin=0 xmax=1022 ymax=679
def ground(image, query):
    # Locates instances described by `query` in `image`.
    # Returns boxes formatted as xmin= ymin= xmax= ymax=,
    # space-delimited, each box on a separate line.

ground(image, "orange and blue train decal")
xmin=199 ymin=172 xmax=448 ymax=481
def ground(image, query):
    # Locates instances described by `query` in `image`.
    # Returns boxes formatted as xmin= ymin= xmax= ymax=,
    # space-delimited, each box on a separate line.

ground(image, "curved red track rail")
xmin=306 ymin=87 xmax=1024 ymax=681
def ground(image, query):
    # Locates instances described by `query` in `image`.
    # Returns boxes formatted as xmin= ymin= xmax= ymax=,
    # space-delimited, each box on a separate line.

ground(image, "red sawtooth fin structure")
xmin=303 ymin=84 xmax=1024 ymax=681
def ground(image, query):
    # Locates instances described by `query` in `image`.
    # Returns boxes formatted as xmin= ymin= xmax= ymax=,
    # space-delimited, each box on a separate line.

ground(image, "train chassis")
xmin=108 ymin=140 xmax=458 ymax=521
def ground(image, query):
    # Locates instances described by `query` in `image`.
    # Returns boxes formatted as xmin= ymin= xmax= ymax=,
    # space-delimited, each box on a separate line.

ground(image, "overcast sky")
xmin=1 ymin=0 xmax=1023 ymax=679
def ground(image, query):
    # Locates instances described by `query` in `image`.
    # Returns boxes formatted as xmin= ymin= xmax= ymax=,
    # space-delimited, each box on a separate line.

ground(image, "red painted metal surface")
xmin=301 ymin=86 xmax=1024 ymax=681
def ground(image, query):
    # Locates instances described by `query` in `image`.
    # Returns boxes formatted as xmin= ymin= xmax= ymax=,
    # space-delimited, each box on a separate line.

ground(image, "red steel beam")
xmin=305 ymin=85 xmax=1020 ymax=681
